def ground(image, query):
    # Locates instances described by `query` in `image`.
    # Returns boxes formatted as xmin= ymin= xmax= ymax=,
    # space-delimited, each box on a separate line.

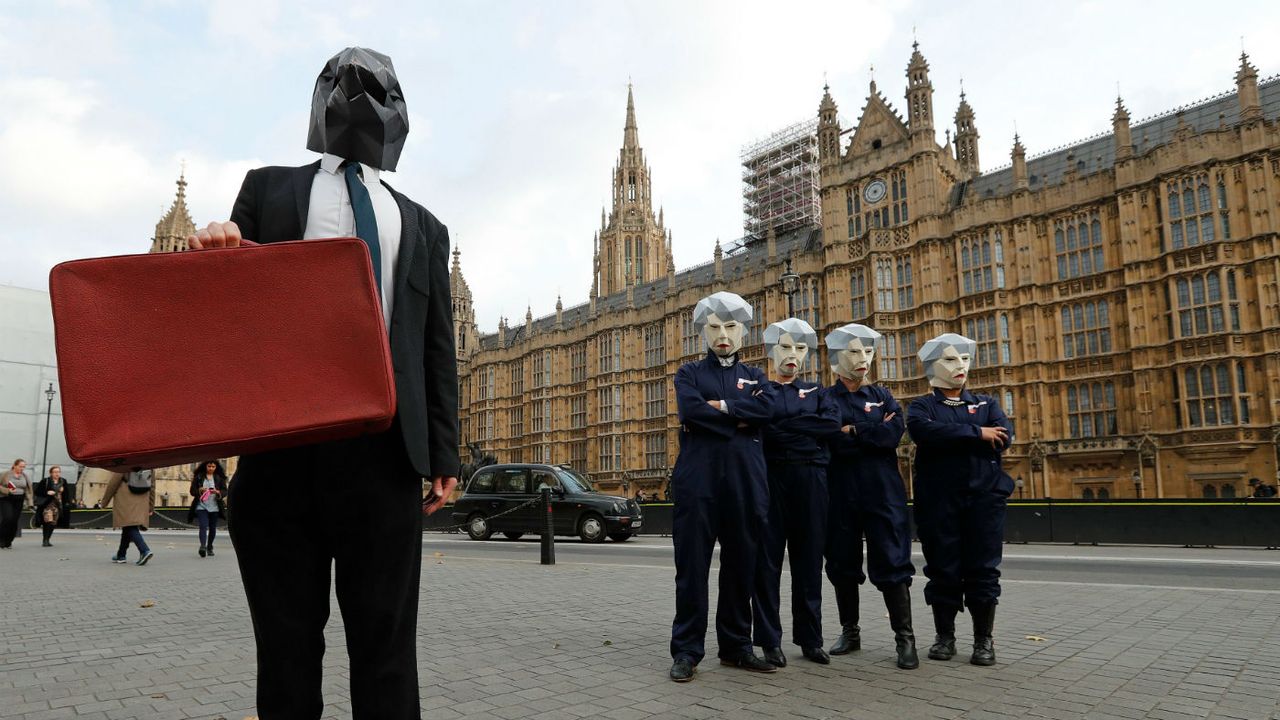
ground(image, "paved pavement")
xmin=1 ymin=530 xmax=1278 ymax=720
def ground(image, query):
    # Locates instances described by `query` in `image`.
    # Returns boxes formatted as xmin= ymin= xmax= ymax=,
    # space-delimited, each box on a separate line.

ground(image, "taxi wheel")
xmin=578 ymin=513 xmax=606 ymax=543
xmin=608 ymin=533 xmax=632 ymax=542
xmin=466 ymin=513 xmax=492 ymax=541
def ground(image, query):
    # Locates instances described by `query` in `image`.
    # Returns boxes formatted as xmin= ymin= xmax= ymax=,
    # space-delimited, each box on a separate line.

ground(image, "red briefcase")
xmin=49 ymin=237 xmax=396 ymax=470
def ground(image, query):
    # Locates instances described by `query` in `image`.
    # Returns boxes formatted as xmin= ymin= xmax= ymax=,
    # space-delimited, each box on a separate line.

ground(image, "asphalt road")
xmin=422 ymin=532 xmax=1280 ymax=592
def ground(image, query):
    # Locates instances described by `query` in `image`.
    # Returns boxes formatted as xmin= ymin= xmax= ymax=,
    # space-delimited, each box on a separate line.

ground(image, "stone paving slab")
xmin=0 ymin=533 xmax=1278 ymax=719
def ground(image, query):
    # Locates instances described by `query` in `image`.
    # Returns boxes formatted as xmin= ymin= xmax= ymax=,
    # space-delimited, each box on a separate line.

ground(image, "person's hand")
xmin=187 ymin=221 xmax=243 ymax=250
xmin=841 ymin=425 xmax=854 ymax=434
xmin=883 ymin=412 xmax=897 ymax=423
xmin=980 ymin=425 xmax=1009 ymax=450
xmin=47 ymin=491 xmax=54 ymax=496
xmin=706 ymin=400 xmax=723 ymax=410
xmin=423 ymin=476 xmax=457 ymax=516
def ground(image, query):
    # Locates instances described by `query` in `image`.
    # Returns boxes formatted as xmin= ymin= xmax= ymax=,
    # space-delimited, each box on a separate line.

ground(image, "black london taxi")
xmin=452 ymin=464 xmax=643 ymax=542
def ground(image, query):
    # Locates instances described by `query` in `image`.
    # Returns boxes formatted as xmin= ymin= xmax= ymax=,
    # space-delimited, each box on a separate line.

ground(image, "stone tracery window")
xmin=1054 ymin=213 xmax=1104 ymax=280
xmin=960 ymin=229 xmax=1005 ymax=294
xmin=1173 ymin=270 xmax=1239 ymax=338
xmin=1166 ymin=173 xmax=1215 ymax=249
xmin=1061 ymin=301 xmax=1112 ymax=358
xmin=1067 ymin=381 xmax=1117 ymax=437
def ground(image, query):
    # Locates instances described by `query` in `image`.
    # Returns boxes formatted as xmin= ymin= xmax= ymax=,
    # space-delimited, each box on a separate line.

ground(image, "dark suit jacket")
xmin=230 ymin=161 xmax=460 ymax=479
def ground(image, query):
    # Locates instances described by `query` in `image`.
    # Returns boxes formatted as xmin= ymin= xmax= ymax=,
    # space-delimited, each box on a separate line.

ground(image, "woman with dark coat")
xmin=33 ymin=466 xmax=66 ymax=547
xmin=188 ymin=460 xmax=228 ymax=557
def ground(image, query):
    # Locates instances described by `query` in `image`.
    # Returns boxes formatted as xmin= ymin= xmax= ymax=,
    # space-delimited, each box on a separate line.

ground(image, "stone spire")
xmin=817 ymin=83 xmax=841 ymax=165
xmin=151 ymin=170 xmax=196 ymax=254
xmin=713 ymin=238 xmax=724 ymax=281
xmin=954 ymin=85 xmax=979 ymax=174
xmin=555 ymin=295 xmax=564 ymax=328
xmin=1113 ymin=96 xmax=1133 ymax=161
xmin=1237 ymin=51 xmax=1262 ymax=123
xmin=594 ymin=85 xmax=672 ymax=296
xmin=905 ymin=41 xmax=934 ymax=138
xmin=624 ymin=83 xmax=639 ymax=150
xmin=450 ymin=246 xmax=479 ymax=362
xmin=1012 ymin=134 xmax=1028 ymax=190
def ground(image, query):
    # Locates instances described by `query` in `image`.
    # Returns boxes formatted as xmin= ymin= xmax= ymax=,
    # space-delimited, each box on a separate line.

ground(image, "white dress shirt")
xmin=304 ymin=153 xmax=403 ymax=330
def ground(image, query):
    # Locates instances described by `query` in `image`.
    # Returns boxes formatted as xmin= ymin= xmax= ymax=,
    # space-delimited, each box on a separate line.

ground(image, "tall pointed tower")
xmin=954 ymin=88 xmax=980 ymax=175
xmin=450 ymin=247 xmax=479 ymax=363
xmin=150 ymin=171 xmax=196 ymax=253
xmin=817 ymin=83 xmax=841 ymax=165
xmin=594 ymin=85 xmax=672 ymax=296
xmin=905 ymin=41 xmax=935 ymax=142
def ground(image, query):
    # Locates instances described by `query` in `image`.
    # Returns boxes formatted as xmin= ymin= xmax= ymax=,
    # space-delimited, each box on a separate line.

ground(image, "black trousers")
xmin=0 ymin=496 xmax=22 ymax=546
xmin=229 ymin=426 xmax=424 ymax=720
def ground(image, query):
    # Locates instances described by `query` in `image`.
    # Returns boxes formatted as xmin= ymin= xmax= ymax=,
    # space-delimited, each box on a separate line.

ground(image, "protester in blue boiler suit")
xmin=823 ymin=324 xmax=918 ymax=669
xmin=669 ymin=292 xmax=778 ymax=682
xmin=906 ymin=333 xmax=1014 ymax=667
xmin=751 ymin=318 xmax=841 ymax=668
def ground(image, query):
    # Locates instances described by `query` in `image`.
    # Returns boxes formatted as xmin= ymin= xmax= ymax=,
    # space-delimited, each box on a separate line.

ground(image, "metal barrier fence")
xmin=37 ymin=499 xmax=1280 ymax=547
xmin=622 ymin=499 xmax=1280 ymax=547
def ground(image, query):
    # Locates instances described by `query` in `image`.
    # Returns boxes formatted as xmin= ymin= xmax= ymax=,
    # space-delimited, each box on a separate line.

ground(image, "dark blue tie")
xmin=343 ymin=162 xmax=383 ymax=301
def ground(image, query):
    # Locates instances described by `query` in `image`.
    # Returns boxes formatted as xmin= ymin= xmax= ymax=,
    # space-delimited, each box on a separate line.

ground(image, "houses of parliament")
xmin=132 ymin=43 xmax=1280 ymax=503
xmin=451 ymin=44 xmax=1280 ymax=501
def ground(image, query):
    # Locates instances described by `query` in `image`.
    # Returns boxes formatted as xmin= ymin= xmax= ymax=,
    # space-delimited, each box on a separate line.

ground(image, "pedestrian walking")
xmin=101 ymin=469 xmax=156 ymax=566
xmin=0 ymin=459 xmax=31 ymax=548
xmin=751 ymin=318 xmax=841 ymax=668
xmin=823 ymin=324 xmax=918 ymax=669
xmin=668 ymin=292 xmax=777 ymax=682
xmin=188 ymin=460 xmax=228 ymax=557
xmin=33 ymin=466 xmax=66 ymax=547
xmin=906 ymin=333 xmax=1014 ymax=667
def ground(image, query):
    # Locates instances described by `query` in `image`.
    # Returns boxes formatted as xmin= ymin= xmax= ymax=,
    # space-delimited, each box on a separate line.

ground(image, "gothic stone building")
xmin=456 ymin=46 xmax=1280 ymax=500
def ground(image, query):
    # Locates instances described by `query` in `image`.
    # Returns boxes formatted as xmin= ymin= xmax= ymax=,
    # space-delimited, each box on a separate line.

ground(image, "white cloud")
xmin=2 ymin=0 xmax=1279 ymax=328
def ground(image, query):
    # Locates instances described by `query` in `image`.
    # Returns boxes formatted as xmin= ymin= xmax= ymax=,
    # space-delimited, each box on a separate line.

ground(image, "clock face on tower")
xmin=864 ymin=178 xmax=887 ymax=204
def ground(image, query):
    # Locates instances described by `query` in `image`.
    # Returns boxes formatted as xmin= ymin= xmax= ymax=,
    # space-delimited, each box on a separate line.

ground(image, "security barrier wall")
xmin=26 ymin=498 xmax=1280 ymax=547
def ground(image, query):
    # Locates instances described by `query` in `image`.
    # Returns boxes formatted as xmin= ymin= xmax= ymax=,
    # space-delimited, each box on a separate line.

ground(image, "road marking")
xmin=421 ymin=537 xmax=1280 ymax=567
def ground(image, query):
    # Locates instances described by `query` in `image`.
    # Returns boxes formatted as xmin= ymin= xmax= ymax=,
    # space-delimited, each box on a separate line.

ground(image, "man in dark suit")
xmin=187 ymin=47 xmax=458 ymax=720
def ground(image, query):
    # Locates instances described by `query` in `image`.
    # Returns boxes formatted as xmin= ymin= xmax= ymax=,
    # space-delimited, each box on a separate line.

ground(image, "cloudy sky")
xmin=2 ymin=1 xmax=1278 ymax=331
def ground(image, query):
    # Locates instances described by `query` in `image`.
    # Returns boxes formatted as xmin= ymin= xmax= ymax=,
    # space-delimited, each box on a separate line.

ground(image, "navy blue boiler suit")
xmin=825 ymin=383 xmax=915 ymax=591
xmin=906 ymin=389 xmax=1015 ymax=610
xmin=751 ymin=381 xmax=841 ymax=651
xmin=670 ymin=353 xmax=776 ymax=664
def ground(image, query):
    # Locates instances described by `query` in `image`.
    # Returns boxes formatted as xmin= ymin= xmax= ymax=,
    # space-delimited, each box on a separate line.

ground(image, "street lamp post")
xmin=1015 ymin=475 xmax=1024 ymax=499
xmin=1132 ymin=470 xmax=1143 ymax=499
xmin=40 ymin=383 xmax=56 ymax=484
xmin=780 ymin=256 xmax=799 ymax=318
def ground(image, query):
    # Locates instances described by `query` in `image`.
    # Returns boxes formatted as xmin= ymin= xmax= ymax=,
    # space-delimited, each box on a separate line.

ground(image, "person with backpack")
xmin=101 ymin=469 xmax=156 ymax=565
xmin=187 ymin=460 xmax=228 ymax=557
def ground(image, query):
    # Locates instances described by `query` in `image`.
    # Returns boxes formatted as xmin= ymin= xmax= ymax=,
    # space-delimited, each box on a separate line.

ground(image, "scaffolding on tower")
xmin=740 ymin=117 xmax=821 ymax=241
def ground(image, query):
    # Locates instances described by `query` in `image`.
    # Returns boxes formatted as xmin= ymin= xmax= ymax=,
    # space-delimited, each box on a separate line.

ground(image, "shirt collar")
xmin=932 ymin=387 xmax=976 ymax=405
xmin=320 ymin=153 xmax=381 ymax=184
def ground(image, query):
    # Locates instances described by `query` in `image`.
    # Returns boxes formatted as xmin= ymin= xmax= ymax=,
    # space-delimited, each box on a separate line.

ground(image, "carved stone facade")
xmin=456 ymin=49 xmax=1280 ymax=500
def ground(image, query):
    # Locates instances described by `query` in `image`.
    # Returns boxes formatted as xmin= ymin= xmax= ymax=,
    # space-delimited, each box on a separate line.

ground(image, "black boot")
xmin=928 ymin=604 xmax=958 ymax=661
xmin=883 ymin=584 xmax=919 ymax=669
xmin=763 ymin=646 xmax=787 ymax=668
xmin=969 ymin=603 xmax=996 ymax=666
xmin=829 ymin=581 xmax=861 ymax=655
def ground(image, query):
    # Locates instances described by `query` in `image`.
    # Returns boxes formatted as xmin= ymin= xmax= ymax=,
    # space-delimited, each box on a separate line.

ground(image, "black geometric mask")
xmin=306 ymin=47 xmax=409 ymax=171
